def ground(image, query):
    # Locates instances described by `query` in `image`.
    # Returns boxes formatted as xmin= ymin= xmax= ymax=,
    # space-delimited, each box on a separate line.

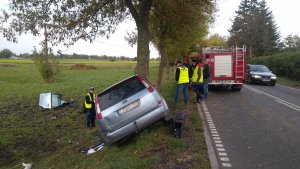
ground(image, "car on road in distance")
xmin=95 ymin=75 xmax=172 ymax=145
xmin=246 ymin=64 xmax=277 ymax=86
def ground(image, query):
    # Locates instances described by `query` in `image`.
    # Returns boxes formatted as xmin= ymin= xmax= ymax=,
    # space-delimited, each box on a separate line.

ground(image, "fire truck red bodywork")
xmin=184 ymin=46 xmax=246 ymax=91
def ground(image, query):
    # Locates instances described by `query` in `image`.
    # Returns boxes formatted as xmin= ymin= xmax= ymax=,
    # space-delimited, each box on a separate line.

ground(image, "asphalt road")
xmin=203 ymin=84 xmax=300 ymax=169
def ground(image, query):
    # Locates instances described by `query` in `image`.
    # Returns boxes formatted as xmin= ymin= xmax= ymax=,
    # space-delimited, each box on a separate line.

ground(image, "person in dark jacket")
xmin=203 ymin=59 xmax=211 ymax=100
xmin=85 ymin=87 xmax=96 ymax=127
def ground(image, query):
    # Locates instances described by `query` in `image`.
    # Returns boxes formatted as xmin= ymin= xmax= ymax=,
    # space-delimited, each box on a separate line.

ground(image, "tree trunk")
xmin=136 ymin=25 xmax=150 ymax=79
xmin=44 ymin=24 xmax=49 ymax=65
xmin=249 ymin=45 xmax=252 ymax=58
xmin=156 ymin=29 xmax=166 ymax=91
xmin=166 ymin=57 xmax=170 ymax=80
xmin=125 ymin=0 xmax=153 ymax=79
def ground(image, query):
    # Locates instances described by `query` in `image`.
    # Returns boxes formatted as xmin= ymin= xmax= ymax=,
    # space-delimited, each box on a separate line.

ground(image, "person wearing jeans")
xmin=173 ymin=60 xmax=190 ymax=107
xmin=203 ymin=58 xmax=211 ymax=100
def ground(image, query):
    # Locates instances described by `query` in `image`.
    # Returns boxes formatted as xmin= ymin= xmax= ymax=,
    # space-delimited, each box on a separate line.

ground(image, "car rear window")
xmin=98 ymin=76 xmax=146 ymax=111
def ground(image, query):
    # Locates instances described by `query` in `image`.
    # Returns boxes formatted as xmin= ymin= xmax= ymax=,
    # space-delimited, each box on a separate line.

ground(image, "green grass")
xmin=278 ymin=77 xmax=300 ymax=89
xmin=0 ymin=59 xmax=208 ymax=169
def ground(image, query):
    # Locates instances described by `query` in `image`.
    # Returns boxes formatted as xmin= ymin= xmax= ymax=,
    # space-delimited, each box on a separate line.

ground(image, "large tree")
xmin=0 ymin=0 xmax=153 ymax=78
xmin=227 ymin=0 xmax=280 ymax=57
xmin=149 ymin=0 xmax=214 ymax=89
xmin=0 ymin=48 xmax=13 ymax=58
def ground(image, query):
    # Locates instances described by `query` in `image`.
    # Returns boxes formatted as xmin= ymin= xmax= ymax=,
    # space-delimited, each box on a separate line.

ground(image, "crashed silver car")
xmin=95 ymin=75 xmax=172 ymax=145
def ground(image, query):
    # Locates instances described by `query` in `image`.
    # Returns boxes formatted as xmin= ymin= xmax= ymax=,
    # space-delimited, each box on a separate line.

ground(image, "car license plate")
xmin=262 ymin=79 xmax=270 ymax=82
xmin=118 ymin=100 xmax=140 ymax=115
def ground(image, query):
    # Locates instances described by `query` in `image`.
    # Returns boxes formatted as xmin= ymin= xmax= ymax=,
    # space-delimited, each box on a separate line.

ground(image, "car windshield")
xmin=97 ymin=76 xmax=146 ymax=111
xmin=250 ymin=65 xmax=270 ymax=72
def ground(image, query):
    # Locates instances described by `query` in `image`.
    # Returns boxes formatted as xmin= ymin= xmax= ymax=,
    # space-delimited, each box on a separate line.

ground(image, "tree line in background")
xmin=0 ymin=48 xmax=157 ymax=61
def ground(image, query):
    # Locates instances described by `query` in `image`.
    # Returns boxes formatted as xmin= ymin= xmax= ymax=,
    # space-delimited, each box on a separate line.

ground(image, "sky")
xmin=0 ymin=0 xmax=299 ymax=58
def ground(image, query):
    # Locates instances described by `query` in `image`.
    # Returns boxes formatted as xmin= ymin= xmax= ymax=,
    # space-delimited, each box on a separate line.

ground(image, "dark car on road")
xmin=95 ymin=75 xmax=172 ymax=145
xmin=246 ymin=64 xmax=277 ymax=86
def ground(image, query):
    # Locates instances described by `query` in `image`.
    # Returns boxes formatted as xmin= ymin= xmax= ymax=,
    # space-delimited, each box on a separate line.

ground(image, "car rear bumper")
xmin=99 ymin=105 xmax=169 ymax=145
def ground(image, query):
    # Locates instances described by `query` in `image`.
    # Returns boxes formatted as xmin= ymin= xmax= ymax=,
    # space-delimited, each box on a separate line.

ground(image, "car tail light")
xmin=137 ymin=75 xmax=163 ymax=106
xmin=137 ymin=75 xmax=154 ymax=93
xmin=95 ymin=96 xmax=102 ymax=120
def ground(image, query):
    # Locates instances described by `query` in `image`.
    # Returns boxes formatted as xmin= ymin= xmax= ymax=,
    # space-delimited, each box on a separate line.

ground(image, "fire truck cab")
xmin=185 ymin=46 xmax=246 ymax=91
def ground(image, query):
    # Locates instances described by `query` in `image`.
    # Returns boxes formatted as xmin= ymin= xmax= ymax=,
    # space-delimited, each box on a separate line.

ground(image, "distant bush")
xmin=248 ymin=51 xmax=300 ymax=81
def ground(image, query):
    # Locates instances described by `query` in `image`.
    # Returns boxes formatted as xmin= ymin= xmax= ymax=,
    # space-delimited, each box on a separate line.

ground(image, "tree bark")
xmin=125 ymin=0 xmax=153 ymax=79
xmin=156 ymin=18 xmax=167 ymax=91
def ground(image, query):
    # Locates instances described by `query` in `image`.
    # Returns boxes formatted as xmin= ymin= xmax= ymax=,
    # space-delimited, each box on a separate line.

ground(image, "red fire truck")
xmin=184 ymin=46 xmax=246 ymax=91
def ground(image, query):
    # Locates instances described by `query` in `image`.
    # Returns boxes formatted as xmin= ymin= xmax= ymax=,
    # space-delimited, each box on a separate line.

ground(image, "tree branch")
xmin=124 ymin=0 xmax=138 ymax=25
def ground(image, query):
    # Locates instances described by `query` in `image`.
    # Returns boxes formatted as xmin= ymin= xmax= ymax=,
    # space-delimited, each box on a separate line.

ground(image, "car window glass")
xmin=98 ymin=77 xmax=146 ymax=111
xmin=256 ymin=66 xmax=269 ymax=72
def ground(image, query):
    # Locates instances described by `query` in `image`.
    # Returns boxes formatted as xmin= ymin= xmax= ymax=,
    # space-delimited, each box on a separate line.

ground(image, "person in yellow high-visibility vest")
xmin=191 ymin=59 xmax=204 ymax=102
xmin=173 ymin=60 xmax=190 ymax=107
xmin=85 ymin=87 xmax=96 ymax=128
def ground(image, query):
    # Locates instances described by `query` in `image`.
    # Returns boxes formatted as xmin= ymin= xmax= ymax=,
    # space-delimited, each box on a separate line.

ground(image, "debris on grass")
xmin=22 ymin=162 xmax=32 ymax=169
xmin=69 ymin=64 xmax=96 ymax=70
xmin=80 ymin=142 xmax=105 ymax=155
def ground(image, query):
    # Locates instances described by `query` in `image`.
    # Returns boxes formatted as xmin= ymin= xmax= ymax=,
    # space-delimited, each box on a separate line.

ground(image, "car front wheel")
xmin=247 ymin=76 xmax=253 ymax=84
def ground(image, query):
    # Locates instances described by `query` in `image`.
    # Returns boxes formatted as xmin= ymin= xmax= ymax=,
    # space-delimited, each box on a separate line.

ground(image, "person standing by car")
xmin=173 ymin=60 xmax=190 ymax=107
xmin=203 ymin=58 xmax=211 ymax=100
xmin=85 ymin=87 xmax=96 ymax=128
xmin=191 ymin=59 xmax=204 ymax=102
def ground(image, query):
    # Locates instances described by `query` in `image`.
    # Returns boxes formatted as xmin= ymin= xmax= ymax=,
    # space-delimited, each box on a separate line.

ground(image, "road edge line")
xmin=196 ymin=102 xmax=219 ymax=169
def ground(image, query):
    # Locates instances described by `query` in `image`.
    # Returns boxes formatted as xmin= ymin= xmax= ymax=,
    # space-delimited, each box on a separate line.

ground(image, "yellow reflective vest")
xmin=85 ymin=93 xmax=96 ymax=109
xmin=178 ymin=67 xmax=189 ymax=84
xmin=192 ymin=64 xmax=204 ymax=83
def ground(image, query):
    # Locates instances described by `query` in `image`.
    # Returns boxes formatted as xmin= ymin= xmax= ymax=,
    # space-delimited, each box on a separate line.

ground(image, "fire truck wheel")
xmin=231 ymin=85 xmax=242 ymax=91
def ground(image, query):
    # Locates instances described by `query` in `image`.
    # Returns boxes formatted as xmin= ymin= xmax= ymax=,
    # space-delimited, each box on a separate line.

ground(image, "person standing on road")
xmin=173 ymin=60 xmax=190 ymax=107
xmin=203 ymin=58 xmax=211 ymax=100
xmin=191 ymin=59 xmax=204 ymax=102
xmin=85 ymin=87 xmax=96 ymax=128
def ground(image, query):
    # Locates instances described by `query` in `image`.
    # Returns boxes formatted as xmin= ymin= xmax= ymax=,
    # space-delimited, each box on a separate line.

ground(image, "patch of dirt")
xmin=0 ymin=101 xmax=80 ymax=167
xmin=0 ymin=63 xmax=16 ymax=67
xmin=0 ymin=145 xmax=15 ymax=166
xmin=69 ymin=64 xmax=96 ymax=70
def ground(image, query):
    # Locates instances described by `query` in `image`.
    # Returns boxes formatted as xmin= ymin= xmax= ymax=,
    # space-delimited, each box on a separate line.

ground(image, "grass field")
xmin=0 ymin=59 xmax=210 ymax=169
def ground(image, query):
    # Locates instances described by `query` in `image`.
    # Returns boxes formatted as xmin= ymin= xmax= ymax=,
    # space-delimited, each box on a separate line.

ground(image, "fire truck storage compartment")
xmin=214 ymin=55 xmax=232 ymax=78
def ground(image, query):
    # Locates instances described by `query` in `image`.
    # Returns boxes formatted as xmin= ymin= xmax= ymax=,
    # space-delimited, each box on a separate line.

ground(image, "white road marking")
xmin=220 ymin=157 xmax=230 ymax=161
xmin=245 ymin=85 xmax=300 ymax=112
xmin=216 ymin=144 xmax=224 ymax=148
xmin=219 ymin=152 xmax=227 ymax=156
xmin=201 ymin=101 xmax=232 ymax=167
xmin=215 ymin=140 xmax=222 ymax=144
xmin=217 ymin=148 xmax=226 ymax=152
xmin=275 ymin=100 xmax=300 ymax=112
xmin=222 ymin=163 xmax=232 ymax=167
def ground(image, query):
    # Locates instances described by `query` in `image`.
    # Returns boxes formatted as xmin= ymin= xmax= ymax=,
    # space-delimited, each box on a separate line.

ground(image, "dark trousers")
xmin=87 ymin=108 xmax=96 ymax=127
xmin=193 ymin=83 xmax=204 ymax=101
